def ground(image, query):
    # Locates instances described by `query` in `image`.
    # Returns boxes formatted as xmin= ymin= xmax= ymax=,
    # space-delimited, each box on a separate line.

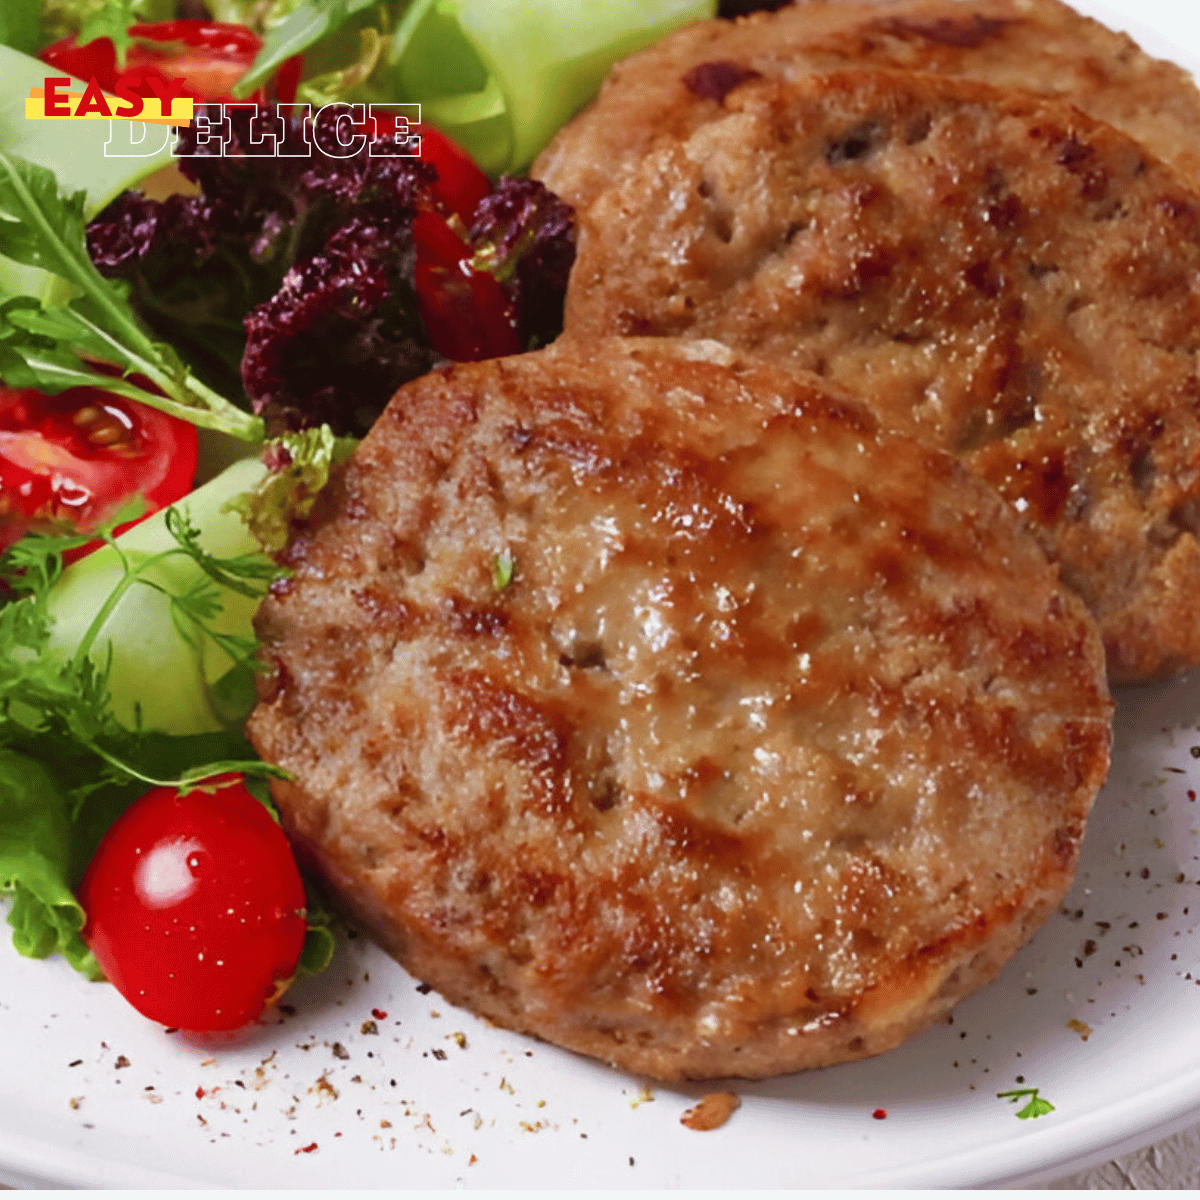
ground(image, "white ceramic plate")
xmin=5 ymin=0 xmax=1200 ymax=1188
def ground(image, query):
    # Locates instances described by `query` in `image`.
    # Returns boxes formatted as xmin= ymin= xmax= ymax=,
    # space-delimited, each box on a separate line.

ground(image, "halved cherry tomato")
xmin=0 ymin=385 xmax=198 ymax=556
xmin=78 ymin=777 xmax=308 ymax=1032
xmin=39 ymin=20 xmax=297 ymax=105
xmin=412 ymin=209 xmax=522 ymax=362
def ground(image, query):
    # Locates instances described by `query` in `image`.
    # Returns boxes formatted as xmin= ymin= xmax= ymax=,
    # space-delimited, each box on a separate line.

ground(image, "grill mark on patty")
xmin=682 ymin=59 xmax=762 ymax=103
xmin=447 ymin=670 xmax=576 ymax=816
xmin=871 ymin=13 xmax=1014 ymax=50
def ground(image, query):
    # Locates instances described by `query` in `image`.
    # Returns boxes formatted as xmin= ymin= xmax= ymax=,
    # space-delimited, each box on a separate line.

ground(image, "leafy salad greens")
xmin=0 ymin=134 xmax=340 ymax=977
xmin=232 ymin=0 xmax=717 ymax=173
xmin=0 ymin=104 xmax=343 ymax=975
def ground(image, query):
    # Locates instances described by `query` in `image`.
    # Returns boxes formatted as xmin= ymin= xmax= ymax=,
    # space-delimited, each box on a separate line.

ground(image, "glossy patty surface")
xmin=558 ymin=71 xmax=1200 ymax=680
xmin=534 ymin=0 xmax=1200 ymax=209
xmin=248 ymin=338 xmax=1111 ymax=1080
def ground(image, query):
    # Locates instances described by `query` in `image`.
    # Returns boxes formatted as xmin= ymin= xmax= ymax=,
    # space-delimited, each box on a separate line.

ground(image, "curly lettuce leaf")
xmin=225 ymin=426 xmax=356 ymax=552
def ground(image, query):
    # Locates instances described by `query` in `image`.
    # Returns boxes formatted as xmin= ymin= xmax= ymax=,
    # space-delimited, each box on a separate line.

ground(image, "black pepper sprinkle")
xmin=1141 ymin=868 xmax=1151 ymax=880
xmin=1083 ymin=940 xmax=1097 ymax=956
xmin=416 ymin=983 xmax=433 ymax=995
xmin=68 ymin=1059 xmax=82 ymax=1067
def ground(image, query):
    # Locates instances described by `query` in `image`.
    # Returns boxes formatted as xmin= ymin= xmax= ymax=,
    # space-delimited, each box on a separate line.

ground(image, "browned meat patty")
xmin=248 ymin=337 xmax=1112 ymax=1081
xmin=534 ymin=0 xmax=1200 ymax=208
xmin=558 ymin=70 xmax=1200 ymax=681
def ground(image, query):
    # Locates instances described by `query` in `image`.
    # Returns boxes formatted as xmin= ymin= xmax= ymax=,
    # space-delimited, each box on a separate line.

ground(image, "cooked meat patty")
xmin=248 ymin=338 xmax=1112 ymax=1081
xmin=534 ymin=0 xmax=1200 ymax=208
xmin=558 ymin=70 xmax=1200 ymax=681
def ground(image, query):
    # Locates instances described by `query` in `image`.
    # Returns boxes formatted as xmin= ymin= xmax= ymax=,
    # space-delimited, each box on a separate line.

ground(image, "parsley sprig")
xmin=996 ymin=1087 xmax=1056 ymax=1120
xmin=1 ymin=511 xmax=286 ymax=793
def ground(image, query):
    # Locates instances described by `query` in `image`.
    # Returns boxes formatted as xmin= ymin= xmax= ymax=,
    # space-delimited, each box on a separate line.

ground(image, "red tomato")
xmin=0 ymin=385 xmax=198 ymax=555
xmin=418 ymin=124 xmax=492 ymax=224
xmin=412 ymin=210 xmax=522 ymax=362
xmin=39 ymin=21 xmax=297 ymax=105
xmin=78 ymin=778 xmax=308 ymax=1032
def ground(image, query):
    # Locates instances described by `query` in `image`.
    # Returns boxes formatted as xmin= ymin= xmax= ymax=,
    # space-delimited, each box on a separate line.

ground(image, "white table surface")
xmin=1048 ymin=1123 xmax=1200 ymax=1189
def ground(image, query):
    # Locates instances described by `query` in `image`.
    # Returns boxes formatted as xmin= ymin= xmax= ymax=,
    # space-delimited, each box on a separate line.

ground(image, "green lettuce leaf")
xmin=233 ymin=0 xmax=381 ymax=95
xmin=0 ymin=750 xmax=97 ymax=976
xmin=0 ymin=0 xmax=44 ymax=54
xmin=236 ymin=0 xmax=717 ymax=174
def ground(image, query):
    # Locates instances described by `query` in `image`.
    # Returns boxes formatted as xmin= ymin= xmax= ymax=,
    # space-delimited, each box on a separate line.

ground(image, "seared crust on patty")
xmin=248 ymin=338 xmax=1111 ymax=1080
xmin=534 ymin=0 xmax=1200 ymax=207
xmin=559 ymin=71 xmax=1200 ymax=680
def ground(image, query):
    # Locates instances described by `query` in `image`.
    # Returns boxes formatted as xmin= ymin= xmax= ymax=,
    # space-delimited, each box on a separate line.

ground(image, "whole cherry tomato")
xmin=0 ymin=385 xmax=198 ymax=556
xmin=77 ymin=777 xmax=308 ymax=1032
